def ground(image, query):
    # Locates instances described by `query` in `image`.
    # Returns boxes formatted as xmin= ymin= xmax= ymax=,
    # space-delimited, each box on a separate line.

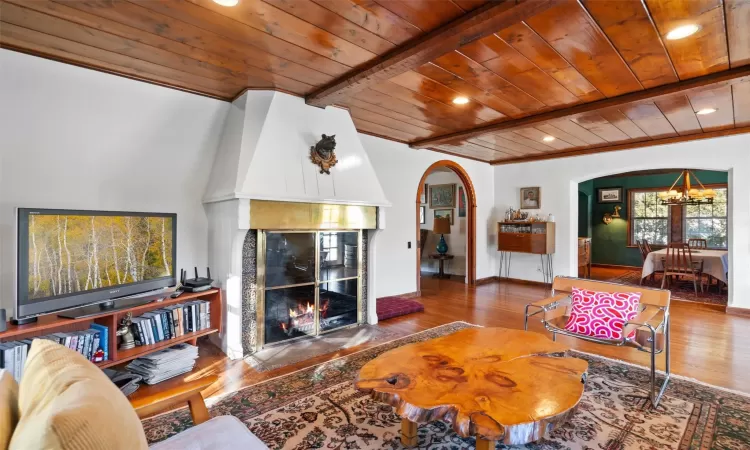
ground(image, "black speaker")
xmin=0 ymin=309 xmax=6 ymax=332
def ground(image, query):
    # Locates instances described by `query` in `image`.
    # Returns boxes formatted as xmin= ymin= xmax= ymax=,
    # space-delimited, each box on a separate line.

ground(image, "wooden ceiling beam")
xmin=304 ymin=0 xmax=557 ymax=108
xmin=411 ymin=64 xmax=750 ymax=148
xmin=489 ymin=125 xmax=750 ymax=165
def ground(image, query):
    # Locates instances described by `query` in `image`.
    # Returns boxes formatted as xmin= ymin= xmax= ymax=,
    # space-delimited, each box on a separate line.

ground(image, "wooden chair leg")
xmin=693 ymin=275 xmax=703 ymax=296
xmin=660 ymin=273 xmax=667 ymax=289
xmin=187 ymin=393 xmax=210 ymax=425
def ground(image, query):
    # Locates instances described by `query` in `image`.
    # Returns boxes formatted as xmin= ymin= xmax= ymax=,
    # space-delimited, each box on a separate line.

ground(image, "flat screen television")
xmin=16 ymin=208 xmax=177 ymax=319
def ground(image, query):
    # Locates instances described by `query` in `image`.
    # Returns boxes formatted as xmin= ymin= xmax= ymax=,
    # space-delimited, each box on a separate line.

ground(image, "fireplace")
xmin=256 ymin=230 xmax=363 ymax=347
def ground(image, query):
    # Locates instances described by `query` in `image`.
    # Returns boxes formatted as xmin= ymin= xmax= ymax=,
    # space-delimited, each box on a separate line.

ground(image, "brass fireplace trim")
xmin=255 ymin=229 xmax=364 ymax=350
xmin=249 ymin=200 xmax=376 ymax=230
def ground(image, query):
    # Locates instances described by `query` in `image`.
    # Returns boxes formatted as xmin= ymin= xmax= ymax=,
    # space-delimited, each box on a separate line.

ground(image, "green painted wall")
xmin=578 ymin=180 xmax=593 ymax=238
xmin=580 ymin=170 xmax=727 ymax=267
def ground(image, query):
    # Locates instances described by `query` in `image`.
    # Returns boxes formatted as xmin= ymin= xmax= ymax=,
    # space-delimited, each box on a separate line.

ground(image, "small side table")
xmin=430 ymin=254 xmax=454 ymax=279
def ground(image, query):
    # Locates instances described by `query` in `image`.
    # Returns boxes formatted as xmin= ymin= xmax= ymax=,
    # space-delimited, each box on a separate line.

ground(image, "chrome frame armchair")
xmin=524 ymin=276 xmax=671 ymax=408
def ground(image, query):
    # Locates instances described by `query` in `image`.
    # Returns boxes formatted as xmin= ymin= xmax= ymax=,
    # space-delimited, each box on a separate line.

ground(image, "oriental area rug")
xmin=606 ymin=270 xmax=727 ymax=307
xmin=142 ymin=322 xmax=750 ymax=449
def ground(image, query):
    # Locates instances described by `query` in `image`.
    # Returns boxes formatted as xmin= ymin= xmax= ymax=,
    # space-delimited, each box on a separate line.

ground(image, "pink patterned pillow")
xmin=564 ymin=287 xmax=641 ymax=340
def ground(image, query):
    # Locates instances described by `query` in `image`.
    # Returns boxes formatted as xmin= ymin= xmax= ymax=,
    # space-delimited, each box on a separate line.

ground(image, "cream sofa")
xmin=0 ymin=340 xmax=267 ymax=450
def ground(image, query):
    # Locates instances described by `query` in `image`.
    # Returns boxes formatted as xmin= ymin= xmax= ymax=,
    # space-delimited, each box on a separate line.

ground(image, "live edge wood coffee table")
xmin=355 ymin=328 xmax=588 ymax=449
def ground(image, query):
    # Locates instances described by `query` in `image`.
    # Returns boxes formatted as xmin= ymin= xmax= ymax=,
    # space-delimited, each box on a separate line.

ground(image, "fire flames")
xmin=289 ymin=302 xmax=314 ymax=318
xmin=279 ymin=300 xmax=330 ymax=334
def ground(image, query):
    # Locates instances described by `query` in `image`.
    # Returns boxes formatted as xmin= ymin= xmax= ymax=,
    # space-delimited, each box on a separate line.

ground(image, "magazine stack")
xmin=126 ymin=343 xmax=199 ymax=385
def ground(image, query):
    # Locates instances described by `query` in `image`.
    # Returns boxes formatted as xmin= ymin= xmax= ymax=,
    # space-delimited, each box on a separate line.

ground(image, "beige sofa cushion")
xmin=0 ymin=369 xmax=19 ymax=450
xmin=148 ymin=416 xmax=268 ymax=450
xmin=9 ymin=340 xmax=148 ymax=450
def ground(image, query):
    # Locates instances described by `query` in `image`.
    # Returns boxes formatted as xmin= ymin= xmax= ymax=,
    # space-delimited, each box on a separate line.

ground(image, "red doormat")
xmin=376 ymin=296 xmax=424 ymax=321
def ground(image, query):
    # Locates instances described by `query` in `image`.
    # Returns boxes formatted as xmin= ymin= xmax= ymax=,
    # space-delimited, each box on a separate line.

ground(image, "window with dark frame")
xmin=629 ymin=190 xmax=670 ymax=246
xmin=628 ymin=185 xmax=728 ymax=249
xmin=684 ymin=187 xmax=728 ymax=248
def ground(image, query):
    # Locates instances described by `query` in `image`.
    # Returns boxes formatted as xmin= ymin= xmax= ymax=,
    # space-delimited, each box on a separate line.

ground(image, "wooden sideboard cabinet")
xmin=497 ymin=222 xmax=555 ymax=254
xmin=497 ymin=222 xmax=555 ymax=284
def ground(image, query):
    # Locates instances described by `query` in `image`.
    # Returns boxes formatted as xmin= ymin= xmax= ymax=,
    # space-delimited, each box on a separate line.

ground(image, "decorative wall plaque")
xmin=310 ymin=134 xmax=338 ymax=174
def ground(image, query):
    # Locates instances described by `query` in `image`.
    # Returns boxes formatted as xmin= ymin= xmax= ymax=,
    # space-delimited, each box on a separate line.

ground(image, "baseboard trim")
xmin=498 ymin=277 xmax=550 ymax=287
xmin=591 ymin=263 xmax=642 ymax=271
xmin=475 ymin=276 xmax=550 ymax=287
xmin=377 ymin=292 xmax=420 ymax=301
xmin=726 ymin=306 xmax=750 ymax=317
xmin=475 ymin=276 xmax=498 ymax=285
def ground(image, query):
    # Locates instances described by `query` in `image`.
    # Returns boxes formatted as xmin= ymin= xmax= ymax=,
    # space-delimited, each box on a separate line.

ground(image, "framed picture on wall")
xmin=520 ymin=187 xmax=541 ymax=209
xmin=420 ymin=206 xmax=426 ymax=224
xmin=420 ymin=183 xmax=428 ymax=204
xmin=597 ymin=187 xmax=623 ymax=203
xmin=458 ymin=186 xmax=466 ymax=217
xmin=434 ymin=208 xmax=454 ymax=225
xmin=430 ymin=184 xmax=456 ymax=208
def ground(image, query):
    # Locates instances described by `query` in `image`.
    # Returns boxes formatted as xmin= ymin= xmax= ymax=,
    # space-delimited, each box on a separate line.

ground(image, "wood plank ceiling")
xmin=1 ymin=0 xmax=749 ymax=164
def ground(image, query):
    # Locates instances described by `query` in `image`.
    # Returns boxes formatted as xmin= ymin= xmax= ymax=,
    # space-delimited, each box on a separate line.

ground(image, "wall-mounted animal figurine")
xmin=310 ymin=134 xmax=338 ymax=174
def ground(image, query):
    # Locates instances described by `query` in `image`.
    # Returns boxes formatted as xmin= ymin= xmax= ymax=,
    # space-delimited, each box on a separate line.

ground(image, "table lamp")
xmin=433 ymin=216 xmax=451 ymax=255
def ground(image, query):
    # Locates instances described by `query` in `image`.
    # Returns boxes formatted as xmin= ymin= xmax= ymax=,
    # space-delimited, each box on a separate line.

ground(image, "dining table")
xmin=641 ymin=248 xmax=729 ymax=283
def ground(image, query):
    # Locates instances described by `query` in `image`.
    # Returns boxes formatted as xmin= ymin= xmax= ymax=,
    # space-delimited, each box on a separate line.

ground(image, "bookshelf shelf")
xmin=112 ymin=328 xmax=218 ymax=367
xmin=0 ymin=289 xmax=222 ymax=372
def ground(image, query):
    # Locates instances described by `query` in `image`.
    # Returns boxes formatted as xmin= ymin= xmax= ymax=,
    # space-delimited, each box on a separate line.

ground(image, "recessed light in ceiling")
xmin=696 ymin=108 xmax=717 ymax=115
xmin=542 ymin=136 xmax=555 ymax=142
xmin=666 ymin=24 xmax=700 ymax=40
xmin=213 ymin=0 xmax=239 ymax=6
xmin=452 ymin=96 xmax=469 ymax=105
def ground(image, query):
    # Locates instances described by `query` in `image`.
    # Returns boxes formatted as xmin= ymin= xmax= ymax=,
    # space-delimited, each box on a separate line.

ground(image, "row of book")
xmin=130 ymin=300 xmax=211 ymax=347
xmin=0 ymin=325 xmax=109 ymax=381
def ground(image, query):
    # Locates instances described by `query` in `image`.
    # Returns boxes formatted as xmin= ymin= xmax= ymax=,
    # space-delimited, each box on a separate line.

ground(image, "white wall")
xmin=493 ymin=134 xmax=750 ymax=309
xmin=0 ymin=50 xmax=229 ymax=316
xmin=361 ymin=135 xmax=497 ymax=297
xmin=420 ymin=171 xmax=467 ymax=276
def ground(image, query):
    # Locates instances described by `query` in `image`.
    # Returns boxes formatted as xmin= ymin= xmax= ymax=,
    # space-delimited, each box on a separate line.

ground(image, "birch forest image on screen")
xmin=27 ymin=215 xmax=173 ymax=299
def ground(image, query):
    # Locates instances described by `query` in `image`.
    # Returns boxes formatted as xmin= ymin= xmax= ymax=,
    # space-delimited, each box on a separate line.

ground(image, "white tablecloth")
xmin=641 ymin=249 xmax=729 ymax=283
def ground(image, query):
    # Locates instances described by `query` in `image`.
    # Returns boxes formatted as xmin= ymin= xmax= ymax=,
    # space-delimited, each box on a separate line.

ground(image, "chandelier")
xmin=657 ymin=169 xmax=715 ymax=206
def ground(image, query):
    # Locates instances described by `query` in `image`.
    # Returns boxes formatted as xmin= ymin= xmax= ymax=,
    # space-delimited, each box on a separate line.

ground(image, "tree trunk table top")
xmin=355 ymin=328 xmax=588 ymax=445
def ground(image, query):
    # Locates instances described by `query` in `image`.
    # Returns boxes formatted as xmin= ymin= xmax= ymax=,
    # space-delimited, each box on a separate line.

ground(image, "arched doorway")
xmin=415 ymin=160 xmax=477 ymax=294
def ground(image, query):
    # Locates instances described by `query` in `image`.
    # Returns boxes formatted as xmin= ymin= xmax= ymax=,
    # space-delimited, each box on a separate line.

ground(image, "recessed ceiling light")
xmin=666 ymin=24 xmax=700 ymax=40
xmin=213 ymin=0 xmax=239 ymax=6
xmin=542 ymin=136 xmax=555 ymax=142
xmin=696 ymin=108 xmax=717 ymax=115
xmin=452 ymin=96 xmax=469 ymax=105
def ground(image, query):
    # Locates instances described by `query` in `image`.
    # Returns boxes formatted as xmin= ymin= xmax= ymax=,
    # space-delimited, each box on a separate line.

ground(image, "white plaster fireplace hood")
xmin=203 ymin=91 xmax=390 ymax=359
xmin=204 ymin=90 xmax=389 ymax=206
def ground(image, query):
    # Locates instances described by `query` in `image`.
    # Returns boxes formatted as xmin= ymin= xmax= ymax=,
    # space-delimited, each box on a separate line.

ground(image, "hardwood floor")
xmin=133 ymin=269 xmax=750 ymax=417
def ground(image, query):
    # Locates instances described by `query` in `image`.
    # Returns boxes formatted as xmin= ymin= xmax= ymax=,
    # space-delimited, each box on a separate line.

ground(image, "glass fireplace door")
xmin=262 ymin=232 xmax=318 ymax=346
xmin=258 ymin=230 xmax=361 ymax=347
xmin=318 ymin=232 xmax=360 ymax=333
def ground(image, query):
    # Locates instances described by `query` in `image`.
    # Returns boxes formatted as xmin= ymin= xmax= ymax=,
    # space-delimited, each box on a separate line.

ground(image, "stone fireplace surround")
xmin=202 ymin=91 xmax=389 ymax=359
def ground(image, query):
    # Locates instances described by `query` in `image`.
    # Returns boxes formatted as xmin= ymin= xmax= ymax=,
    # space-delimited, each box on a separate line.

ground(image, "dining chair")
xmin=636 ymin=240 xmax=652 ymax=285
xmin=641 ymin=239 xmax=662 ymax=283
xmin=661 ymin=242 xmax=704 ymax=295
xmin=688 ymin=238 xmax=708 ymax=249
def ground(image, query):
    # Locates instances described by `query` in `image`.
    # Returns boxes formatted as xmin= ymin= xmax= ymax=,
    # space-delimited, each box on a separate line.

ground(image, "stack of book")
xmin=0 ymin=325 xmax=108 ymax=381
xmin=126 ymin=343 xmax=199 ymax=385
xmin=130 ymin=300 xmax=211 ymax=347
